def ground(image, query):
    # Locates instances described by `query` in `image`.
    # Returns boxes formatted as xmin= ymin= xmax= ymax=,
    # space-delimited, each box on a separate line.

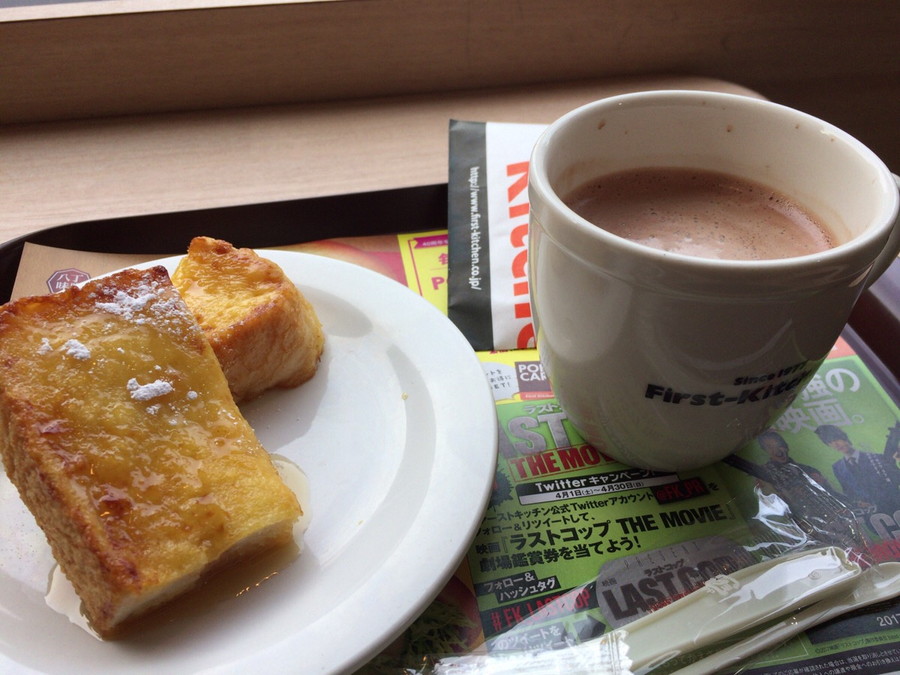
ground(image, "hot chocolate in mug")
xmin=528 ymin=91 xmax=900 ymax=472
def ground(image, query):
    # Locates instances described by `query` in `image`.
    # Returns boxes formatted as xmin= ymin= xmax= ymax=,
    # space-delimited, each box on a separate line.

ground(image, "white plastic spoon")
xmin=432 ymin=547 xmax=862 ymax=675
xmin=672 ymin=561 xmax=900 ymax=675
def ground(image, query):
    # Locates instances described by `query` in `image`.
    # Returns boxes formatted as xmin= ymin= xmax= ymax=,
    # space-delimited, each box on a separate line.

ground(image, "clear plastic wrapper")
xmin=359 ymin=419 xmax=899 ymax=675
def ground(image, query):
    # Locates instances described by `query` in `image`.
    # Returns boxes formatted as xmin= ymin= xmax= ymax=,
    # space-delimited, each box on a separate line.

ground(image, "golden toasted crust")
xmin=172 ymin=237 xmax=325 ymax=402
xmin=0 ymin=267 xmax=302 ymax=637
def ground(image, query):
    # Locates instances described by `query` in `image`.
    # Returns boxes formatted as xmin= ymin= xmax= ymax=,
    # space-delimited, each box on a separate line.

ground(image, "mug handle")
xmin=865 ymin=173 xmax=900 ymax=287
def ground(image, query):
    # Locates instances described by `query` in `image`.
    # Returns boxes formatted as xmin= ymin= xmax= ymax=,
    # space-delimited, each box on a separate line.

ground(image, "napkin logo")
xmin=506 ymin=161 xmax=535 ymax=349
xmin=47 ymin=268 xmax=90 ymax=293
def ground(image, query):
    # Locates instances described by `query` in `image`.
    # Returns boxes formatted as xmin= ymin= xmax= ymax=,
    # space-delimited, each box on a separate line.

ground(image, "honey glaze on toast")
xmin=0 ymin=266 xmax=303 ymax=638
xmin=44 ymin=455 xmax=312 ymax=639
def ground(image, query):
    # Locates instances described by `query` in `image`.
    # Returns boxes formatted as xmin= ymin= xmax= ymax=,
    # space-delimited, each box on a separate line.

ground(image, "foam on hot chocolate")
xmin=563 ymin=168 xmax=835 ymax=261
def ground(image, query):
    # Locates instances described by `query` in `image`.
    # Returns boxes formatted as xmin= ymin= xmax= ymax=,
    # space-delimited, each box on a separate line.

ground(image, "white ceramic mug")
xmin=528 ymin=91 xmax=900 ymax=472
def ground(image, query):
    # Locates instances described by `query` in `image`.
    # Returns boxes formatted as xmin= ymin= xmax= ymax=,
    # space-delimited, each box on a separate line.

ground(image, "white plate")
xmin=0 ymin=251 xmax=497 ymax=674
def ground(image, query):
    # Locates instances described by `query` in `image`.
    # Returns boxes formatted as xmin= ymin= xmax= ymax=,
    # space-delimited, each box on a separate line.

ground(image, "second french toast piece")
xmin=172 ymin=237 xmax=325 ymax=402
xmin=0 ymin=267 xmax=302 ymax=638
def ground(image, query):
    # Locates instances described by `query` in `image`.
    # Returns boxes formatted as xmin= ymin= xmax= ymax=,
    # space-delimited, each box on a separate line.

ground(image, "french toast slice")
xmin=172 ymin=237 xmax=324 ymax=402
xmin=0 ymin=266 xmax=302 ymax=638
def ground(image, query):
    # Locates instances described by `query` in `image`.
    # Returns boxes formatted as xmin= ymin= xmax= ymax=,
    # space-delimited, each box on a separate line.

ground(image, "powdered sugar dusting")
xmin=127 ymin=378 xmax=174 ymax=401
xmin=62 ymin=339 xmax=91 ymax=360
xmin=92 ymin=276 xmax=192 ymax=333
xmin=37 ymin=338 xmax=91 ymax=359
xmin=95 ymin=287 xmax=155 ymax=320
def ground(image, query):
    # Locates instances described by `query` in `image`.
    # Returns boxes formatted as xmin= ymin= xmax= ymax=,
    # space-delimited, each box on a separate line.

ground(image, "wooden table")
xmin=0 ymin=76 xmax=762 ymax=244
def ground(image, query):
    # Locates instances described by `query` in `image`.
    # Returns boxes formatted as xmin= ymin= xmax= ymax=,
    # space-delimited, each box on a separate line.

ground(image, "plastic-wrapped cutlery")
xmin=672 ymin=561 xmax=900 ymax=675
xmin=432 ymin=546 xmax=862 ymax=674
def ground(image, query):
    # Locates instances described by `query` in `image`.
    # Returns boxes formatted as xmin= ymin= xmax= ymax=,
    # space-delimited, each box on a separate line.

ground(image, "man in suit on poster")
xmin=815 ymin=424 xmax=900 ymax=517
